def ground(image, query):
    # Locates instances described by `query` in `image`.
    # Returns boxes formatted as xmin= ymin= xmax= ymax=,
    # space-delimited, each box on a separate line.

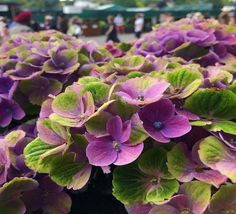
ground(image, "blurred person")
xmin=9 ymin=11 xmax=33 ymax=35
xmin=159 ymin=13 xmax=174 ymax=24
xmin=0 ymin=17 xmax=9 ymax=41
xmin=67 ymin=16 xmax=82 ymax=38
xmin=31 ymin=20 xmax=41 ymax=32
xmin=114 ymin=14 xmax=125 ymax=34
xmin=134 ymin=13 xmax=144 ymax=39
xmin=43 ymin=14 xmax=56 ymax=30
xmin=105 ymin=15 xmax=120 ymax=43
xmin=57 ymin=14 xmax=68 ymax=34
xmin=219 ymin=12 xmax=231 ymax=25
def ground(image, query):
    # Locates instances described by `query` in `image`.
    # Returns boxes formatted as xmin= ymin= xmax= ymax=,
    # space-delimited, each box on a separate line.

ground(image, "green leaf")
xmin=0 ymin=177 xmax=38 ymax=214
xmin=24 ymin=138 xmax=57 ymax=173
xmin=184 ymin=89 xmax=236 ymax=120
xmin=207 ymin=120 xmax=236 ymax=135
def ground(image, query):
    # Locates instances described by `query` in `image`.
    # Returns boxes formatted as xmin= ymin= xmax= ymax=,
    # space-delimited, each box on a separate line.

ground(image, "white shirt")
xmin=114 ymin=16 xmax=124 ymax=26
xmin=135 ymin=17 xmax=144 ymax=32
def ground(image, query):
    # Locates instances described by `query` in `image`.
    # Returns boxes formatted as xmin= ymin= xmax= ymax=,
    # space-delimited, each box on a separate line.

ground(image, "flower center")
xmin=4 ymin=108 xmax=11 ymax=114
xmin=150 ymin=177 xmax=161 ymax=185
xmin=112 ymin=141 xmax=121 ymax=152
xmin=181 ymin=208 xmax=193 ymax=214
xmin=137 ymin=95 xmax=144 ymax=101
xmin=153 ymin=121 xmax=163 ymax=130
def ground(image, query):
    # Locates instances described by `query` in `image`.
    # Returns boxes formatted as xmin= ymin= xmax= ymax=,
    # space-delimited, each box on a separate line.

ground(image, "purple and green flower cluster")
xmin=1 ymin=18 xmax=236 ymax=214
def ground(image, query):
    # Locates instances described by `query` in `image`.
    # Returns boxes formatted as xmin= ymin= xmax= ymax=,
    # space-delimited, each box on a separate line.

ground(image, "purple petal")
xmin=106 ymin=116 xmax=123 ymax=141
xmin=114 ymin=143 xmax=144 ymax=166
xmin=86 ymin=138 xmax=117 ymax=166
xmin=161 ymin=115 xmax=191 ymax=138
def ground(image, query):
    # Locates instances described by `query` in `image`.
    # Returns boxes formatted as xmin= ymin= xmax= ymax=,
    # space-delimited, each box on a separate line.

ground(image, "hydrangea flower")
xmin=86 ymin=116 xmax=143 ymax=166
xmin=139 ymin=99 xmax=191 ymax=143
xmin=43 ymin=45 xmax=80 ymax=75
xmin=0 ymin=76 xmax=17 ymax=98
xmin=0 ymin=97 xmax=25 ymax=127
xmin=116 ymin=77 xmax=170 ymax=106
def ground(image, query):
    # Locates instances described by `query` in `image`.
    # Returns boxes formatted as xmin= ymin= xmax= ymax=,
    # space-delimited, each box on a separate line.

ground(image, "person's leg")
xmin=135 ymin=31 xmax=141 ymax=38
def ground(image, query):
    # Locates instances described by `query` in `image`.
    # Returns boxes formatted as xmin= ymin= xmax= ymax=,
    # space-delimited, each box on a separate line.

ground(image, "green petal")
xmin=180 ymin=181 xmax=211 ymax=213
xmin=198 ymin=136 xmax=236 ymax=182
xmin=85 ymin=111 xmax=112 ymax=136
xmin=207 ymin=120 xmax=236 ymax=135
xmin=5 ymin=130 xmax=25 ymax=147
xmin=138 ymin=148 xmax=172 ymax=179
xmin=112 ymin=163 xmax=147 ymax=204
xmin=173 ymin=42 xmax=208 ymax=60
xmin=24 ymin=137 xmax=57 ymax=173
xmin=78 ymin=76 xmax=101 ymax=85
xmin=146 ymin=179 xmax=179 ymax=204
xmin=0 ymin=177 xmax=38 ymax=214
xmin=184 ymin=89 xmax=236 ymax=120
xmin=80 ymin=82 xmax=110 ymax=105
xmin=167 ymin=68 xmax=202 ymax=89
xmin=49 ymin=153 xmax=90 ymax=190
xmin=208 ymin=184 xmax=236 ymax=213
xmin=167 ymin=144 xmax=193 ymax=182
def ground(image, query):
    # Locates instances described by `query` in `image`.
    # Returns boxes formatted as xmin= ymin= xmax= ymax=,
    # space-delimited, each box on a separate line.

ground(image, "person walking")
xmin=9 ymin=11 xmax=33 ymax=36
xmin=105 ymin=15 xmax=120 ymax=43
xmin=42 ymin=14 xmax=56 ymax=30
xmin=114 ymin=14 xmax=125 ymax=34
xmin=67 ymin=17 xmax=82 ymax=38
xmin=134 ymin=13 xmax=144 ymax=39
xmin=57 ymin=14 xmax=69 ymax=34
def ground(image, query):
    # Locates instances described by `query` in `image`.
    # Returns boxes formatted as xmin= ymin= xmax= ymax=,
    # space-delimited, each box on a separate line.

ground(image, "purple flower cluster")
xmin=1 ymin=18 xmax=236 ymax=214
xmin=133 ymin=18 xmax=236 ymax=67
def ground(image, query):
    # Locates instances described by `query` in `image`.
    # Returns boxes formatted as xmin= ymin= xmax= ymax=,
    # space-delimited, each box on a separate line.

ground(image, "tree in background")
xmin=15 ymin=0 xmax=61 ymax=9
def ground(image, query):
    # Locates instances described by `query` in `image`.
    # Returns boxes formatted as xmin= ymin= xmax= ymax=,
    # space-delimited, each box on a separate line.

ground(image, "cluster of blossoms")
xmin=1 ymin=18 xmax=236 ymax=214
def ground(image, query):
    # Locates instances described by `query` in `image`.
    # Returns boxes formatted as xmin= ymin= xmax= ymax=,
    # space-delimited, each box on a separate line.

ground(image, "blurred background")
xmin=1 ymin=0 xmax=236 ymax=43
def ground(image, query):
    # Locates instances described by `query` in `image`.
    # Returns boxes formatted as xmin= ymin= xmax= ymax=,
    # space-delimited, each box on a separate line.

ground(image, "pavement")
xmin=80 ymin=33 xmax=137 ymax=44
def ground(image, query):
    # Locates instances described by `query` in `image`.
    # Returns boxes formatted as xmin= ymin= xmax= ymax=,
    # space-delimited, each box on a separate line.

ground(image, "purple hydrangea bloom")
xmin=86 ymin=116 xmax=143 ymax=166
xmin=185 ymin=29 xmax=216 ymax=47
xmin=0 ymin=76 xmax=18 ymax=98
xmin=43 ymin=45 xmax=80 ymax=75
xmin=116 ymin=77 xmax=170 ymax=106
xmin=0 ymin=97 xmax=25 ymax=127
xmin=139 ymin=99 xmax=191 ymax=143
